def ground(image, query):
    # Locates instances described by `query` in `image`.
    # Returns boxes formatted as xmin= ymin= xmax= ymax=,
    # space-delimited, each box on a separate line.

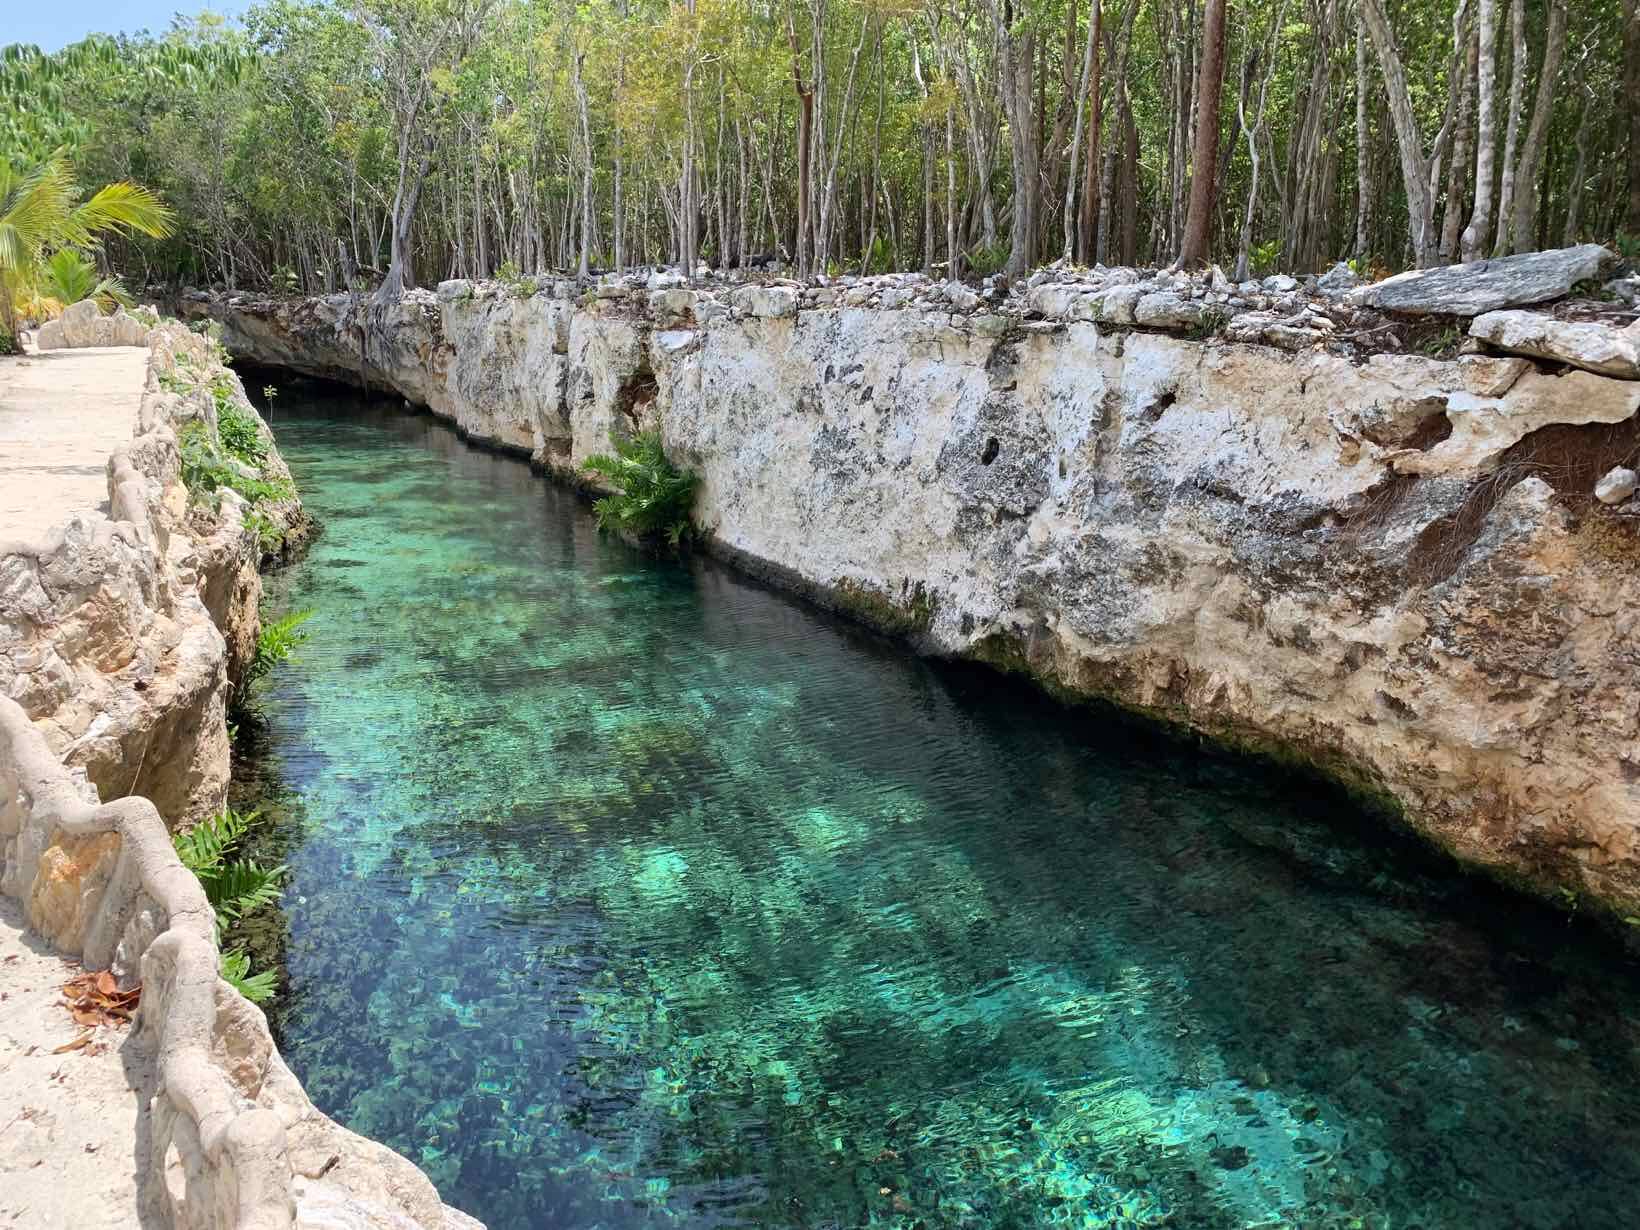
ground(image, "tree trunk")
xmin=1360 ymin=0 xmax=1441 ymax=267
xmin=1353 ymin=7 xmax=1371 ymax=258
xmin=1491 ymin=0 xmax=1525 ymax=256
xmin=1178 ymin=0 xmax=1227 ymax=269
xmin=1461 ymin=0 xmax=1498 ymax=262
xmin=995 ymin=0 xmax=1039 ymax=276
xmin=1441 ymin=20 xmax=1478 ymax=261
xmin=1627 ymin=0 xmax=1640 ymax=235
xmin=1063 ymin=0 xmax=1101 ymax=263
xmin=1507 ymin=0 xmax=1565 ymax=254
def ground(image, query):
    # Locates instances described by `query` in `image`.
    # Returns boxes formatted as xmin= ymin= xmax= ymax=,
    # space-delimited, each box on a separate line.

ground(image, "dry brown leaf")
xmin=51 ymin=1032 xmax=93 ymax=1055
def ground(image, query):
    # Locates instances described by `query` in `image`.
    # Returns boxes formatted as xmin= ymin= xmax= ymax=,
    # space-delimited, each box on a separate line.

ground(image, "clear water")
xmin=250 ymin=384 xmax=1640 ymax=1230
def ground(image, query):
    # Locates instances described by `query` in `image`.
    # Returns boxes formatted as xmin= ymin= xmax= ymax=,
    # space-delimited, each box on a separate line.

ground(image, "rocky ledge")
xmin=1 ymin=324 xmax=476 ymax=1228
xmin=188 ymin=245 xmax=1640 ymax=920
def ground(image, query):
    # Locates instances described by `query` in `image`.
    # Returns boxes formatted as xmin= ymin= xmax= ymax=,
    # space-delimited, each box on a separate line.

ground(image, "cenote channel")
xmin=238 ymin=376 xmax=1640 ymax=1230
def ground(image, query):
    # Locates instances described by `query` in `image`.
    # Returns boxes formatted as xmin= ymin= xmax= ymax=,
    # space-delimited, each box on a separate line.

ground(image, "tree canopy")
xmin=2 ymin=0 xmax=1635 ymax=294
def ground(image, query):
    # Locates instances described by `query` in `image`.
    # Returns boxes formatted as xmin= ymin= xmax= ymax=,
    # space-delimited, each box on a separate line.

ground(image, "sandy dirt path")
xmin=0 ymin=346 xmax=149 ymax=543
xmin=0 ymin=895 xmax=157 ymax=1228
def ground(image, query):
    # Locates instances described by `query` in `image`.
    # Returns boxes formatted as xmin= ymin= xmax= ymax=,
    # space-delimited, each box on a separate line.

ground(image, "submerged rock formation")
xmin=188 ymin=249 xmax=1640 ymax=918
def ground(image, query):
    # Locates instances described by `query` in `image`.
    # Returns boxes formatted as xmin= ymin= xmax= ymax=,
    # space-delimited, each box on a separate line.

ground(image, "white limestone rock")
xmin=1469 ymin=310 xmax=1640 ymax=379
xmin=1596 ymin=466 xmax=1638 ymax=505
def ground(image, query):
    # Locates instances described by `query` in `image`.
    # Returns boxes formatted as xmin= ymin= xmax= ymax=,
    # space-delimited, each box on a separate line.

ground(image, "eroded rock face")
xmin=0 ymin=326 xmax=302 ymax=826
xmin=194 ymin=281 xmax=1640 ymax=916
xmin=35 ymin=300 xmax=156 ymax=350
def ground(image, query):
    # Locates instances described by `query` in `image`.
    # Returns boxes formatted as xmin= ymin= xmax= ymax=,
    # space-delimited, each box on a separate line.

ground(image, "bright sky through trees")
xmin=7 ymin=3 xmax=250 ymax=53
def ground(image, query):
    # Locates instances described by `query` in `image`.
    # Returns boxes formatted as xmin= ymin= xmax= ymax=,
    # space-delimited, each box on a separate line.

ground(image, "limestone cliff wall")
xmin=0 ymin=326 xmax=479 ymax=1230
xmin=192 ymin=270 xmax=1640 ymax=919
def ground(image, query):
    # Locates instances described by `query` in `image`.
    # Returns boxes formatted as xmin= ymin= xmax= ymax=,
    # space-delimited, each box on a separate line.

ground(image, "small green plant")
xmin=1417 ymin=324 xmax=1463 ymax=357
xmin=262 ymin=385 xmax=278 ymax=402
xmin=1251 ymin=239 xmax=1282 ymax=277
xmin=1613 ymin=233 xmax=1640 ymax=262
xmin=582 ymin=432 xmax=699 ymax=547
xmin=964 ymin=240 xmax=1009 ymax=277
xmin=173 ymin=806 xmax=286 ymax=1004
xmin=179 ymin=420 xmax=293 ymax=509
xmin=245 ymin=608 xmax=313 ymax=692
xmin=495 ymin=259 xmax=537 ymax=297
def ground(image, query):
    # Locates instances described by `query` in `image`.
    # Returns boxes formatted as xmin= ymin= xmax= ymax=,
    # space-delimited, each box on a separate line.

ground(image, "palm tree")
xmin=38 ymin=248 xmax=135 ymax=313
xmin=0 ymin=155 xmax=175 ymax=352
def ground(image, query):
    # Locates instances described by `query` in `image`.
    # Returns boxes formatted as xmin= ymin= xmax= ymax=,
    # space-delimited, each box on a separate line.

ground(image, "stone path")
xmin=0 ymin=346 xmax=148 ymax=544
xmin=0 ymin=895 xmax=157 ymax=1228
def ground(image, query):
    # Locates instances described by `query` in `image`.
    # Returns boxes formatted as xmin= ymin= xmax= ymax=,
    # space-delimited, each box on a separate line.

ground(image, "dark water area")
xmin=245 ymin=378 xmax=1640 ymax=1230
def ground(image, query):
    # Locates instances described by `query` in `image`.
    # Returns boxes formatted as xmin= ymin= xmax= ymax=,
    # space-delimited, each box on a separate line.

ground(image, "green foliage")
xmin=582 ymin=432 xmax=698 ymax=547
xmin=38 ymin=247 xmax=132 ymax=310
xmin=179 ymin=418 xmax=293 ymax=510
xmin=964 ymin=241 xmax=1009 ymax=277
xmin=1616 ymin=234 xmax=1640 ymax=263
xmin=220 ymin=949 xmax=279 ymax=1003
xmin=247 ymin=608 xmax=313 ymax=691
xmin=495 ymin=259 xmax=537 ymax=297
xmin=173 ymin=806 xmax=286 ymax=1004
xmin=1251 ymin=239 xmax=1282 ymax=277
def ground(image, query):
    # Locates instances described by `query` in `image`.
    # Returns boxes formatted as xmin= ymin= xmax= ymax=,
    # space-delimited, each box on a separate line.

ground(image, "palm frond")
xmin=68 ymin=180 xmax=175 ymax=243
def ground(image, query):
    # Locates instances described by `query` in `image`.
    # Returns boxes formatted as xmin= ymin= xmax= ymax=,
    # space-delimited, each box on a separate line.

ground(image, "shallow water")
xmin=251 ymin=384 xmax=1640 ymax=1230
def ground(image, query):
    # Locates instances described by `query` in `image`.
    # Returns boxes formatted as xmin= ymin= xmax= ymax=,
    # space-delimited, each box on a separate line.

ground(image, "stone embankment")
xmin=188 ymin=245 xmax=1640 ymax=919
xmin=0 ymin=321 xmax=479 ymax=1229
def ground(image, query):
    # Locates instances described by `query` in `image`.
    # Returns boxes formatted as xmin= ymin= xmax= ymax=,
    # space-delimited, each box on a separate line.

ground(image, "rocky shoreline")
xmin=0 ymin=323 xmax=478 ymax=1229
xmin=188 ymin=246 xmax=1640 ymax=920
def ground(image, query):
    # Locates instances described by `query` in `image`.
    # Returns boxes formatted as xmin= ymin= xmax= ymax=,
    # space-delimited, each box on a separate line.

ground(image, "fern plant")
xmin=245 ymin=608 xmax=313 ymax=692
xmin=173 ymin=806 xmax=286 ymax=1003
xmin=582 ymin=432 xmax=699 ymax=547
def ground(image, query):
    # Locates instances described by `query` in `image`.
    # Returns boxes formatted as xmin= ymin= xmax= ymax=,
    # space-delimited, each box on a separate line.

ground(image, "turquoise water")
xmin=252 ymin=384 xmax=1640 ymax=1230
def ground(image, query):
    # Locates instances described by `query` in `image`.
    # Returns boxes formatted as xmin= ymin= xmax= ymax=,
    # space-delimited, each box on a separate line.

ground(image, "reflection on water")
xmin=253 ymin=384 xmax=1640 ymax=1230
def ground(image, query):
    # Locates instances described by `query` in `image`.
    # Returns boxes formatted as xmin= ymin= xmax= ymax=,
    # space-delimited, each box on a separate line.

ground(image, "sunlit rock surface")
xmin=193 ymin=264 xmax=1640 ymax=916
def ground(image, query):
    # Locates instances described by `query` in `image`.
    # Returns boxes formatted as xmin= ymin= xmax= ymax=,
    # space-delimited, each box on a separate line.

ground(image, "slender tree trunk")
xmin=1491 ymin=0 xmax=1525 ymax=256
xmin=1461 ymin=0 xmax=1499 ymax=261
xmin=1063 ymin=0 xmax=1101 ymax=263
xmin=789 ymin=13 xmax=815 ymax=275
xmin=1507 ymin=0 xmax=1565 ymax=254
xmin=1441 ymin=20 xmax=1478 ymax=261
xmin=1353 ymin=7 xmax=1372 ymax=258
xmin=1562 ymin=56 xmax=1592 ymax=245
xmin=1627 ymin=0 xmax=1640 ymax=235
xmin=1178 ymin=0 xmax=1227 ymax=268
xmin=1360 ymin=0 xmax=1441 ymax=266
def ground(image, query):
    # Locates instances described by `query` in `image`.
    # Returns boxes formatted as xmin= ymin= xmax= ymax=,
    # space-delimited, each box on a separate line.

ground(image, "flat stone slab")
xmin=0 ymin=347 xmax=147 ymax=544
xmin=1470 ymin=310 xmax=1640 ymax=379
xmin=1349 ymin=244 xmax=1617 ymax=316
xmin=0 ymin=895 xmax=155 ymax=1229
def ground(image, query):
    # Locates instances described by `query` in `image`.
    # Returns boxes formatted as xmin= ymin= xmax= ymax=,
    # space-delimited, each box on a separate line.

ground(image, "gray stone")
xmin=1095 ymin=285 xmax=1143 ymax=325
xmin=1350 ymin=244 xmax=1617 ymax=316
xmin=945 ymin=281 xmax=980 ymax=311
xmin=648 ymin=288 xmax=695 ymax=319
xmin=735 ymin=285 xmax=798 ymax=319
xmin=1470 ymin=311 xmax=1640 ymax=379
xmin=1262 ymin=274 xmax=1299 ymax=293
xmin=969 ymin=312 xmax=1009 ymax=338
xmin=1596 ymin=466 xmax=1639 ymax=505
xmin=1135 ymin=291 xmax=1207 ymax=331
xmin=1317 ymin=262 xmax=1361 ymax=292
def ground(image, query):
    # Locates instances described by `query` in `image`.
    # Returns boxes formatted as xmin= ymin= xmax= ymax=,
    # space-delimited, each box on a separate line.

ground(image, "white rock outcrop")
xmin=192 ymin=276 xmax=1640 ymax=918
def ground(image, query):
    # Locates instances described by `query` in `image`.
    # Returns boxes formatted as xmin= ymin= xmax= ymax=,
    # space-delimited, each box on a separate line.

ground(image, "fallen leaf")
xmin=52 ymin=1032 xmax=93 ymax=1055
